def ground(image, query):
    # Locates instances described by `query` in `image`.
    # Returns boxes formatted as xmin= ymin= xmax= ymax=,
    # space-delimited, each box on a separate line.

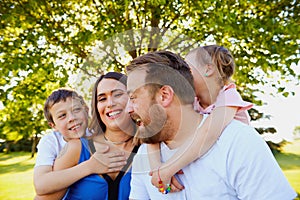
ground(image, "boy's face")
xmin=49 ymin=97 xmax=88 ymax=141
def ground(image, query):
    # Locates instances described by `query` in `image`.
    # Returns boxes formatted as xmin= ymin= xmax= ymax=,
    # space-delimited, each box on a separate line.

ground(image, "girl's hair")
xmin=44 ymin=88 xmax=87 ymax=124
xmin=188 ymin=45 xmax=235 ymax=85
xmin=89 ymin=72 xmax=127 ymax=135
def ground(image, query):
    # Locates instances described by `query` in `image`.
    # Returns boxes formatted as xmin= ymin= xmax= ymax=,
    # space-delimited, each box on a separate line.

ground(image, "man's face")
xmin=127 ymin=69 xmax=167 ymax=143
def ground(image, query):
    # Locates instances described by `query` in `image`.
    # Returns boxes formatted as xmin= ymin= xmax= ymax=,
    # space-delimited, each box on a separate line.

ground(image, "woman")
xmin=50 ymin=72 xmax=139 ymax=200
xmin=89 ymin=72 xmax=139 ymax=199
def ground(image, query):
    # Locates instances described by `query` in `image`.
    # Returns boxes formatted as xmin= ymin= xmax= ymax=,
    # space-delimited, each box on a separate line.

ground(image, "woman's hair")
xmin=44 ymin=88 xmax=87 ymax=125
xmin=188 ymin=45 xmax=235 ymax=85
xmin=89 ymin=72 xmax=127 ymax=135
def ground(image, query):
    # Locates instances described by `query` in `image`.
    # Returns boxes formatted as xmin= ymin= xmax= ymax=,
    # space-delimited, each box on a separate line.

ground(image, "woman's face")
xmin=96 ymin=78 xmax=133 ymax=132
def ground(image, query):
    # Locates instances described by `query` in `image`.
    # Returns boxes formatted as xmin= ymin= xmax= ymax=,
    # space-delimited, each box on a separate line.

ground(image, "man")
xmin=126 ymin=51 xmax=296 ymax=199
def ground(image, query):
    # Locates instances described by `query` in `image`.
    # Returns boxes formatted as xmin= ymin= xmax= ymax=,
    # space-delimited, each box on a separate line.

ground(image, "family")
xmin=33 ymin=45 xmax=297 ymax=199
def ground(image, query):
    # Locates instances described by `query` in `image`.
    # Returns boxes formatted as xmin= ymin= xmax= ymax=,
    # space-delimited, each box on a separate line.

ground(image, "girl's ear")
xmin=204 ymin=64 xmax=215 ymax=77
xmin=157 ymin=85 xmax=174 ymax=107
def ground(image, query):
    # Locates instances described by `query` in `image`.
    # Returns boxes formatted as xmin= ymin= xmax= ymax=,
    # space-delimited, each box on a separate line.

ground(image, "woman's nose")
xmin=126 ymin=99 xmax=134 ymax=113
xmin=107 ymin=96 xmax=116 ymax=107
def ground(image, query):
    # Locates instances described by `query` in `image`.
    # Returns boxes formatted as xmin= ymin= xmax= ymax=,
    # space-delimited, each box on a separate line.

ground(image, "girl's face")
xmin=96 ymin=78 xmax=133 ymax=132
xmin=185 ymin=52 xmax=207 ymax=97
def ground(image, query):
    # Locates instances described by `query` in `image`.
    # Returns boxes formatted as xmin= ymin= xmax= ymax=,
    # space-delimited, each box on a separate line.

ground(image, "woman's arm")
xmin=151 ymin=106 xmax=237 ymax=188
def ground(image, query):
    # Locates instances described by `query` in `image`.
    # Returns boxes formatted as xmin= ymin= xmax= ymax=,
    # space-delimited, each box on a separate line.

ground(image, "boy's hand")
xmin=149 ymin=168 xmax=184 ymax=193
xmin=89 ymin=145 xmax=127 ymax=174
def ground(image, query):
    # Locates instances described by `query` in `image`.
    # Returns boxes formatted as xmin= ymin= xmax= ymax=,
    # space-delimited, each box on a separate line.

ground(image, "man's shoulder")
xmin=226 ymin=119 xmax=253 ymax=131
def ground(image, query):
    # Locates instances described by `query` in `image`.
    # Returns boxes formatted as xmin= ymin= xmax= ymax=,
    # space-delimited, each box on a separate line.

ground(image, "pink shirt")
xmin=195 ymin=83 xmax=253 ymax=125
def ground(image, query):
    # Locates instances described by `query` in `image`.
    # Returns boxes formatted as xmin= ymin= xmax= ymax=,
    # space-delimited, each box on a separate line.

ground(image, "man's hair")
xmin=127 ymin=50 xmax=195 ymax=104
xmin=128 ymin=64 xmax=195 ymax=105
xmin=44 ymin=88 xmax=87 ymax=124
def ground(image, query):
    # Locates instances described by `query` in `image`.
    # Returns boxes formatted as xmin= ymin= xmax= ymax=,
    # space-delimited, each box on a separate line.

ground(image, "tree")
xmin=0 ymin=0 xmax=299 ymax=154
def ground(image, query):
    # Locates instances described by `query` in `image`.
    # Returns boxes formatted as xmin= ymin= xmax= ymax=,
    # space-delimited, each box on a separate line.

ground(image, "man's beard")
xmin=136 ymin=103 xmax=167 ymax=144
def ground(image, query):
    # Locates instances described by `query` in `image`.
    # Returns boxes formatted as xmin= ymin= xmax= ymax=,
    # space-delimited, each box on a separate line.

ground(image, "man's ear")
xmin=158 ymin=85 xmax=174 ymax=107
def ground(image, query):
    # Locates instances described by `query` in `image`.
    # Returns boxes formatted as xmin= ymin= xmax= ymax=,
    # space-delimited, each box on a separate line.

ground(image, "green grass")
xmin=0 ymin=140 xmax=299 ymax=199
xmin=0 ymin=152 xmax=36 ymax=200
xmin=275 ymin=139 xmax=300 ymax=199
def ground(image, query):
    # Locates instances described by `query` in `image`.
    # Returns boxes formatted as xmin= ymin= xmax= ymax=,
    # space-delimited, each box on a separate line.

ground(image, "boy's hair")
xmin=44 ymin=88 xmax=87 ymax=125
xmin=188 ymin=45 xmax=235 ymax=85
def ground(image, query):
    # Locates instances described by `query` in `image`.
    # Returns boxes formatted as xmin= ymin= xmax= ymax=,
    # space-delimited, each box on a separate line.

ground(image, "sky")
xmin=251 ymin=71 xmax=300 ymax=142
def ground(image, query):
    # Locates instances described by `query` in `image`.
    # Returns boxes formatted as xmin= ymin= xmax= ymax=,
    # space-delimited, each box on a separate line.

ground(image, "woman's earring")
xmin=204 ymin=73 xmax=208 ymax=77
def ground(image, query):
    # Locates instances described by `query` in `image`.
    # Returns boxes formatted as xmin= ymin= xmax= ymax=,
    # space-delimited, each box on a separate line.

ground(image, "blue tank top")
xmin=63 ymin=138 xmax=138 ymax=200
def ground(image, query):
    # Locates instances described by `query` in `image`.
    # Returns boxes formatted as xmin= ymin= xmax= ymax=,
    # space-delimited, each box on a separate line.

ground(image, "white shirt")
xmin=35 ymin=131 xmax=66 ymax=167
xmin=130 ymin=119 xmax=296 ymax=200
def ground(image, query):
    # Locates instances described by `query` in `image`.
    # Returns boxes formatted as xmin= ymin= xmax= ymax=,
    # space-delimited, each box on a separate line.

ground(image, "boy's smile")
xmin=49 ymin=97 xmax=88 ymax=141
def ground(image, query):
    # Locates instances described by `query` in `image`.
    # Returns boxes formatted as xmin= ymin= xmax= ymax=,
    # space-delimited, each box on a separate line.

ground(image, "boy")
xmin=34 ymin=88 xmax=126 ymax=199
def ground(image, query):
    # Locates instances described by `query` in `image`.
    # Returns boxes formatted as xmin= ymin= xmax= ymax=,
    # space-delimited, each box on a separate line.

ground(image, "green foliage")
xmin=0 ymin=0 xmax=299 ymax=148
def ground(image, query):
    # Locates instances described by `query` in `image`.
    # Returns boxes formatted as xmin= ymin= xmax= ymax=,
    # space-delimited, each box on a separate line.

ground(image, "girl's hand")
xmin=149 ymin=168 xmax=184 ymax=193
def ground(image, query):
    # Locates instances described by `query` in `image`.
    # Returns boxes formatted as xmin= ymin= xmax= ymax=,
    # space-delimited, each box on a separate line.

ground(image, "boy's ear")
xmin=157 ymin=85 xmax=174 ymax=107
xmin=48 ymin=122 xmax=56 ymax=130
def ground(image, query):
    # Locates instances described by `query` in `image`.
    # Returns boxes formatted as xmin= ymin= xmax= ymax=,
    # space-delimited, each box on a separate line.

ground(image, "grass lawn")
xmin=0 ymin=140 xmax=299 ymax=199
xmin=275 ymin=139 xmax=300 ymax=199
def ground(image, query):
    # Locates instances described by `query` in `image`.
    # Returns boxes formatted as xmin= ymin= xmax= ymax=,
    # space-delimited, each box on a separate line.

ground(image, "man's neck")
xmin=165 ymin=106 xmax=203 ymax=149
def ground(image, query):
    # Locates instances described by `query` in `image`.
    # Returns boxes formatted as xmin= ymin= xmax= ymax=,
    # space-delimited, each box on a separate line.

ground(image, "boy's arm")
xmin=151 ymin=106 xmax=237 ymax=188
xmin=34 ymin=139 xmax=81 ymax=198
xmin=34 ymin=140 xmax=127 ymax=195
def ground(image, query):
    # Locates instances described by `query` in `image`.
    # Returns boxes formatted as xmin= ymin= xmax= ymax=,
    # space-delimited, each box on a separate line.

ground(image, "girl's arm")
xmin=151 ymin=106 xmax=237 ymax=188
xmin=147 ymin=144 xmax=161 ymax=171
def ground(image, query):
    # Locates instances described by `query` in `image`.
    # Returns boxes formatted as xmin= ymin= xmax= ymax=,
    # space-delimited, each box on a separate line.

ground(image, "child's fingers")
xmin=108 ymin=151 xmax=125 ymax=158
xmin=171 ymin=176 xmax=184 ymax=190
xmin=107 ymin=161 xmax=127 ymax=170
xmin=107 ymin=156 xmax=127 ymax=164
xmin=169 ymin=183 xmax=182 ymax=193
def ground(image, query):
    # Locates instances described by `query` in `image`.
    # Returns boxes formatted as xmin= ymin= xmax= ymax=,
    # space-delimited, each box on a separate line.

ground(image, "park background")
xmin=0 ymin=0 xmax=299 ymax=199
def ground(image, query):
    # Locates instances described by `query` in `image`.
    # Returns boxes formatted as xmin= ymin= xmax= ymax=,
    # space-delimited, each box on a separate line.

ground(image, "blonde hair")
xmin=187 ymin=45 xmax=235 ymax=85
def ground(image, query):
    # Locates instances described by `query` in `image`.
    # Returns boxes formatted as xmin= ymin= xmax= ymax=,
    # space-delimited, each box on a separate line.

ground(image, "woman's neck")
xmin=104 ymin=129 xmax=133 ymax=144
